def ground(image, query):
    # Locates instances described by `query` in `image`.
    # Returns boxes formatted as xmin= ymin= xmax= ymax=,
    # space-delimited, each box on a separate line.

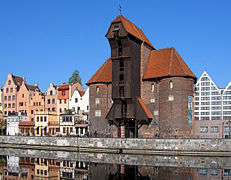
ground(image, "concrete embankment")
xmin=0 ymin=136 xmax=231 ymax=156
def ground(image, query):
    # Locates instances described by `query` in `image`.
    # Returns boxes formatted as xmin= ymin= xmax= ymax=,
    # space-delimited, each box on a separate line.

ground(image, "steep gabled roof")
xmin=12 ymin=75 xmax=24 ymax=86
xmin=111 ymin=15 xmax=155 ymax=49
xmin=79 ymin=90 xmax=85 ymax=97
xmin=143 ymin=47 xmax=196 ymax=80
xmin=25 ymin=84 xmax=37 ymax=91
xmin=86 ymin=58 xmax=112 ymax=85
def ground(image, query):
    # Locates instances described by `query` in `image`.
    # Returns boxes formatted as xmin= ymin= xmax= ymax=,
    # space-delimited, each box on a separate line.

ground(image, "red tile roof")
xmin=112 ymin=15 xmax=155 ymax=49
xmin=58 ymin=83 xmax=69 ymax=90
xmin=86 ymin=58 xmax=112 ymax=85
xmin=136 ymin=97 xmax=152 ymax=119
xmin=143 ymin=47 xmax=196 ymax=80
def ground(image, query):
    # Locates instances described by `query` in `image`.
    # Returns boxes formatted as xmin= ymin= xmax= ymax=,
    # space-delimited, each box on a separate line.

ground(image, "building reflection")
xmin=2 ymin=155 xmax=231 ymax=179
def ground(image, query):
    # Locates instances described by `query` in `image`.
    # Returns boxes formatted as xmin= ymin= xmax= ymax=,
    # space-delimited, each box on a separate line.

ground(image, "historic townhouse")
xmin=2 ymin=74 xmax=24 ymax=117
xmin=69 ymin=87 xmax=89 ymax=120
xmin=57 ymin=83 xmax=69 ymax=115
xmin=34 ymin=111 xmax=58 ymax=136
xmin=17 ymin=81 xmax=37 ymax=115
xmin=194 ymin=71 xmax=231 ymax=138
xmin=29 ymin=85 xmax=45 ymax=121
xmin=87 ymin=15 xmax=196 ymax=138
xmin=45 ymin=83 xmax=57 ymax=112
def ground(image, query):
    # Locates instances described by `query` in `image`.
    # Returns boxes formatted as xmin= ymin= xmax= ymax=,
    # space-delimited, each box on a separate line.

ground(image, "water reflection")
xmin=1 ymin=153 xmax=231 ymax=179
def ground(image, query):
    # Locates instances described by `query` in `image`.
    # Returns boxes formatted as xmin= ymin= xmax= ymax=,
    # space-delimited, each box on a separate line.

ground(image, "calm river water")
xmin=0 ymin=148 xmax=230 ymax=179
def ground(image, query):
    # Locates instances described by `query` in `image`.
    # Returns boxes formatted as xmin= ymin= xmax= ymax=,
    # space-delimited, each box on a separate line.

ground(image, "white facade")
xmin=194 ymin=71 xmax=231 ymax=121
xmin=6 ymin=115 xmax=20 ymax=135
xmin=69 ymin=88 xmax=89 ymax=118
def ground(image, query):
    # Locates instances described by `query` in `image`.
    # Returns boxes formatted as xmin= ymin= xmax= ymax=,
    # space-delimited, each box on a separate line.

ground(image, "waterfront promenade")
xmin=1 ymin=136 xmax=231 ymax=156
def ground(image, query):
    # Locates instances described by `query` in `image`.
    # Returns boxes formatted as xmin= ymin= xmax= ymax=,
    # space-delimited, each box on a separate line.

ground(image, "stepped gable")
xmin=12 ymin=75 xmax=24 ymax=86
xmin=143 ymin=47 xmax=196 ymax=80
xmin=86 ymin=58 xmax=112 ymax=85
xmin=110 ymin=15 xmax=155 ymax=49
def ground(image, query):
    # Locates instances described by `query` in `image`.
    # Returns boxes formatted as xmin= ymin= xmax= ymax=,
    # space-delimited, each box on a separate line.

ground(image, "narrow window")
xmin=119 ymin=86 xmax=124 ymax=97
xmin=119 ymin=74 xmax=124 ymax=82
xmin=120 ymin=61 xmax=124 ymax=71
xmin=22 ymin=94 xmax=24 ymax=98
xmin=8 ymin=80 xmax=11 ymax=85
xmin=96 ymin=86 xmax=99 ymax=93
xmin=151 ymin=84 xmax=155 ymax=92
xmin=169 ymin=81 xmax=173 ymax=89
xmin=50 ymin=90 xmax=53 ymax=95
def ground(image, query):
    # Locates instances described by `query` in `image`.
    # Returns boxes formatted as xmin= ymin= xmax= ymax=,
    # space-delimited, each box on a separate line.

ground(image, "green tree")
xmin=68 ymin=70 xmax=82 ymax=84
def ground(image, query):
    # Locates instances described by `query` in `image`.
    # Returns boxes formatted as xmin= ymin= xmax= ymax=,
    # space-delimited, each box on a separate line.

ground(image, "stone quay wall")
xmin=1 ymin=136 xmax=231 ymax=156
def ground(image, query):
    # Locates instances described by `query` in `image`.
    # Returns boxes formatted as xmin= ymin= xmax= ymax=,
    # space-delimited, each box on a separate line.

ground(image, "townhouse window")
xmin=8 ymin=96 xmax=11 ymax=101
xmin=50 ymin=90 xmax=53 ymax=95
xmin=4 ymin=104 xmax=7 ymax=108
xmin=25 ymin=102 xmax=27 ymax=106
xmin=44 ymin=170 xmax=47 ymax=175
xmin=40 ymin=116 xmax=43 ymax=122
xmin=87 ymin=106 xmax=89 ymax=110
xmin=22 ymin=94 xmax=24 ymax=98
xmin=95 ymin=110 xmax=101 ymax=117
xmin=44 ymin=116 xmax=47 ymax=122
xmin=8 ymin=80 xmax=11 ymax=85
xmin=19 ymin=102 xmax=23 ymax=106
xmin=95 ymin=98 xmax=100 ymax=104
xmin=64 ymin=99 xmax=66 ymax=104
xmin=12 ymin=103 xmax=15 ymax=108
xmin=10 ymin=88 xmax=13 ymax=92
xmin=8 ymin=103 xmax=11 ymax=108
xmin=52 ymin=99 xmax=55 ymax=104
xmin=36 ymin=102 xmax=38 ymax=106
xmin=52 ymin=108 xmax=55 ymax=111
xmin=37 ymin=169 xmax=39 ymax=174
xmin=199 ymin=169 xmax=207 ymax=175
xmin=6 ymin=88 xmax=9 ymax=93
xmin=47 ymin=99 xmax=50 ymax=104
xmin=31 ymin=110 xmax=33 ymax=114
xmin=62 ymin=90 xmax=66 ymax=96
xmin=13 ymin=95 xmax=15 ymax=100
xmin=75 ymin=98 xmax=78 ymax=103
xmin=70 ymin=127 xmax=73 ymax=132
xmin=63 ymin=127 xmax=66 ymax=133
xmin=34 ymin=102 xmax=35 ymax=106
xmin=4 ymin=96 xmax=7 ymax=101
xmin=39 ymin=102 xmax=41 ymax=106
xmin=48 ymin=108 xmax=50 ymax=111
xmin=169 ymin=81 xmax=173 ymax=89
xmin=59 ymin=99 xmax=62 ymax=104
xmin=37 ymin=116 xmax=39 ymax=122
xmin=60 ymin=108 xmax=62 ymax=113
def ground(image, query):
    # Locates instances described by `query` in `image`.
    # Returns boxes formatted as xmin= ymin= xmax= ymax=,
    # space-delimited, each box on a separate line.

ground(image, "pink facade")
xmin=29 ymin=87 xmax=45 ymax=121
xmin=2 ymin=74 xmax=24 ymax=117
xmin=45 ymin=83 xmax=57 ymax=112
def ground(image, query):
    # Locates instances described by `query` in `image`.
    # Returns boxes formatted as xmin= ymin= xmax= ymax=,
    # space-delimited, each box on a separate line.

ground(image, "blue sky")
xmin=0 ymin=0 xmax=231 ymax=91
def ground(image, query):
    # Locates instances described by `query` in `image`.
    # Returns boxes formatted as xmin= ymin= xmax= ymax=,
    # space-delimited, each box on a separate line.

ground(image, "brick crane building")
xmin=87 ymin=15 xmax=197 ymax=138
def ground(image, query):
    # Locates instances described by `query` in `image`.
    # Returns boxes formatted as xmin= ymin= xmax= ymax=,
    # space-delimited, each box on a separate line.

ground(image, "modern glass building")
xmin=194 ymin=71 xmax=231 ymax=121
